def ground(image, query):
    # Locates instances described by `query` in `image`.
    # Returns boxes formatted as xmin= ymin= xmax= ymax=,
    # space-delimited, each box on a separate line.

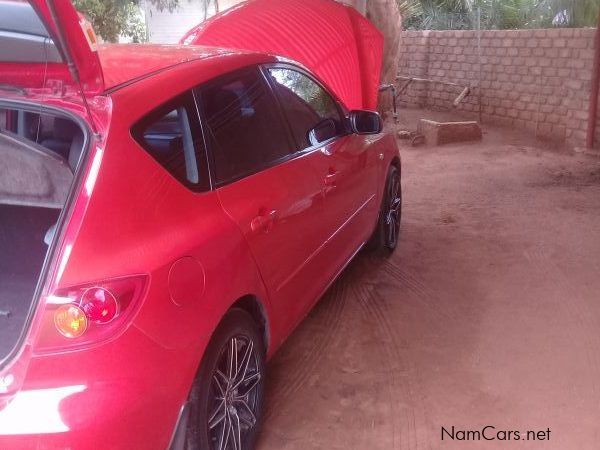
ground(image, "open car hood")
xmin=0 ymin=0 xmax=104 ymax=97
xmin=181 ymin=0 xmax=383 ymax=110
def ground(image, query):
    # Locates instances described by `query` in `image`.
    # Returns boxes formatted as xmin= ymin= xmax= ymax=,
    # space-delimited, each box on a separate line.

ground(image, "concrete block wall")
xmin=398 ymin=28 xmax=599 ymax=149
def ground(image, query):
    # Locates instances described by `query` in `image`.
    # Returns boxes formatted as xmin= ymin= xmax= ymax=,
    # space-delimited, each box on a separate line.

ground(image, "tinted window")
xmin=267 ymin=68 xmax=345 ymax=150
xmin=132 ymin=93 xmax=207 ymax=191
xmin=198 ymin=69 xmax=292 ymax=185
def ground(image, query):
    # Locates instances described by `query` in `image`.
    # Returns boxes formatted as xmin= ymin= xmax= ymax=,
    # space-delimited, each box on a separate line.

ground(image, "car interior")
xmin=0 ymin=107 xmax=82 ymax=359
xmin=140 ymin=107 xmax=200 ymax=185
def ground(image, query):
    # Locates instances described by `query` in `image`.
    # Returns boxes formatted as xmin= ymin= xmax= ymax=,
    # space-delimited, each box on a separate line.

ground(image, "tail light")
xmin=54 ymin=304 xmax=88 ymax=338
xmin=34 ymin=275 xmax=147 ymax=354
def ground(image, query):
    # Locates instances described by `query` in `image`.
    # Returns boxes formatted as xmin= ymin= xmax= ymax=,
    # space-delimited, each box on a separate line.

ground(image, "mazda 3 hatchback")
xmin=0 ymin=0 xmax=402 ymax=449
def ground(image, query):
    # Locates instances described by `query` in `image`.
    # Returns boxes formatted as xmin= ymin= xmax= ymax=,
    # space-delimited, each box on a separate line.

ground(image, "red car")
xmin=0 ymin=0 xmax=401 ymax=449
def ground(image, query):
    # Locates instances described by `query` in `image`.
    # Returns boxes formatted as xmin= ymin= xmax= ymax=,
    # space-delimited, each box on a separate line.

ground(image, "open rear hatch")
xmin=0 ymin=0 xmax=104 ymax=97
xmin=180 ymin=0 xmax=383 ymax=110
xmin=0 ymin=0 xmax=94 ymax=366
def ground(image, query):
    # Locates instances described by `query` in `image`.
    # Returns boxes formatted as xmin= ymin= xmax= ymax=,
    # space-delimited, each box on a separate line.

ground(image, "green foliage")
xmin=402 ymin=0 xmax=473 ymax=30
xmin=527 ymin=0 xmax=599 ymax=28
xmin=73 ymin=0 xmax=180 ymax=43
xmin=478 ymin=0 xmax=534 ymax=29
xmin=400 ymin=0 xmax=600 ymax=30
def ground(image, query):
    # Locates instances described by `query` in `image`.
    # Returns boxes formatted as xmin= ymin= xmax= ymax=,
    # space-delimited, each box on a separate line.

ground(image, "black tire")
xmin=186 ymin=309 xmax=266 ymax=450
xmin=367 ymin=164 xmax=402 ymax=255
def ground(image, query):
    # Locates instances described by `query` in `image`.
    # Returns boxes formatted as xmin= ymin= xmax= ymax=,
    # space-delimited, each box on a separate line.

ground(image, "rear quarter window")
xmin=131 ymin=92 xmax=209 ymax=192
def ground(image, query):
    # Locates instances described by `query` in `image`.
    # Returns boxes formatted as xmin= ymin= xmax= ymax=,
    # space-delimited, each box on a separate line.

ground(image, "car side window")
xmin=266 ymin=67 xmax=345 ymax=150
xmin=132 ymin=93 xmax=208 ymax=191
xmin=197 ymin=68 xmax=292 ymax=185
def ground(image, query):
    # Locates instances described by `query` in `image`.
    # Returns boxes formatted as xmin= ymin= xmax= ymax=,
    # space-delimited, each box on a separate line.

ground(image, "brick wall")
xmin=398 ymin=28 xmax=600 ymax=149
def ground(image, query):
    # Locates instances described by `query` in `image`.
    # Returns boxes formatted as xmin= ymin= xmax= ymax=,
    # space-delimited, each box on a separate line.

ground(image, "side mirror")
xmin=349 ymin=110 xmax=382 ymax=135
xmin=308 ymin=118 xmax=337 ymax=146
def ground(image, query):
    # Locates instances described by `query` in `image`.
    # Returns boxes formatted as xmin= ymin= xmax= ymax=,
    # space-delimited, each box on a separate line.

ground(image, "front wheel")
xmin=367 ymin=164 xmax=402 ymax=254
xmin=186 ymin=309 xmax=266 ymax=450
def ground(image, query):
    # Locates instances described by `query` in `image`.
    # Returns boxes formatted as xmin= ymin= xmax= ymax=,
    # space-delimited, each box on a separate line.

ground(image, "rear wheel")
xmin=186 ymin=309 xmax=266 ymax=450
xmin=367 ymin=164 xmax=401 ymax=254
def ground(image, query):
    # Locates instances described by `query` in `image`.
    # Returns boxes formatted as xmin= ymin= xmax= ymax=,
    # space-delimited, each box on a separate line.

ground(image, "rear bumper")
xmin=0 ymin=327 xmax=200 ymax=450
xmin=0 ymin=377 xmax=179 ymax=450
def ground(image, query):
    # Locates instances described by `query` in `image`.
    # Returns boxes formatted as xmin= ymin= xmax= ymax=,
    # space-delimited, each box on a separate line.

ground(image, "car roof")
xmin=98 ymin=43 xmax=258 ymax=92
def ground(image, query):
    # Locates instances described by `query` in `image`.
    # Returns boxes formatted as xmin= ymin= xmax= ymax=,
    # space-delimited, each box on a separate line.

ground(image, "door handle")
xmin=324 ymin=169 xmax=339 ymax=186
xmin=251 ymin=209 xmax=277 ymax=234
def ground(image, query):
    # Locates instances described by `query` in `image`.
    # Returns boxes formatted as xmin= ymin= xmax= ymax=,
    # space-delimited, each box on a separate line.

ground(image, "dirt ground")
xmin=256 ymin=109 xmax=600 ymax=450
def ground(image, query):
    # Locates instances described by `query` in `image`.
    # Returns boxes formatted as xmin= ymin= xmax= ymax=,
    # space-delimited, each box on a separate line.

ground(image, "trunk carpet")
xmin=0 ymin=204 xmax=59 ymax=359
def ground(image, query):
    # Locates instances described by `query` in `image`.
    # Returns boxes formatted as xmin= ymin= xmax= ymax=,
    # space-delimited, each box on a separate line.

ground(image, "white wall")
xmin=143 ymin=0 xmax=366 ymax=44
xmin=219 ymin=0 xmax=245 ymax=10
xmin=143 ymin=0 xmax=244 ymax=44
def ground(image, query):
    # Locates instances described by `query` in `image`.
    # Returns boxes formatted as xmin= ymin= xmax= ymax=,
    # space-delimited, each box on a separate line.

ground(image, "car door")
xmin=264 ymin=65 xmax=379 ymax=270
xmin=195 ymin=67 xmax=330 ymax=342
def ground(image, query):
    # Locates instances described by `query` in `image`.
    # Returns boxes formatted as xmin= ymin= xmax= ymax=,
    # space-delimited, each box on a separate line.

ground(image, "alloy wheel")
xmin=208 ymin=335 xmax=262 ymax=450
xmin=385 ymin=171 xmax=401 ymax=249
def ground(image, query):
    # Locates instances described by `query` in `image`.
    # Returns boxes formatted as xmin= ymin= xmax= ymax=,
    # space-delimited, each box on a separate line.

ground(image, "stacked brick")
xmin=398 ymin=28 xmax=599 ymax=149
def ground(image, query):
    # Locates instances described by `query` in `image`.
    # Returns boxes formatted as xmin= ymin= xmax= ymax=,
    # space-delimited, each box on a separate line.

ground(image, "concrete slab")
xmin=418 ymin=118 xmax=482 ymax=146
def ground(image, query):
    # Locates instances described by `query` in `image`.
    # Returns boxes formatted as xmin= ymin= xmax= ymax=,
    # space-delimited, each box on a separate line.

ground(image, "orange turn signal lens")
xmin=54 ymin=304 xmax=88 ymax=338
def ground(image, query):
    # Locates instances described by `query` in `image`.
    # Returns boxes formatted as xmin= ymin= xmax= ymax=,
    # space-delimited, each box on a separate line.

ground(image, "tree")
xmin=73 ymin=0 xmax=180 ymax=42
xmin=527 ymin=0 xmax=599 ymax=28
xmin=402 ymin=0 xmax=472 ymax=30
xmin=402 ymin=0 xmax=600 ymax=30
xmin=343 ymin=0 xmax=404 ymax=114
